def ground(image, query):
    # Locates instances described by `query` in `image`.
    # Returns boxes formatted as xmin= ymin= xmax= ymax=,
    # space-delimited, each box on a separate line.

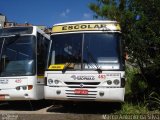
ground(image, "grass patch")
xmin=114 ymin=65 xmax=160 ymax=114
xmin=116 ymin=102 xmax=148 ymax=114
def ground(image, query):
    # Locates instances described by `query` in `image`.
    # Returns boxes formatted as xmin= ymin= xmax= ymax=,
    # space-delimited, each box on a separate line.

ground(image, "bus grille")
xmin=64 ymin=82 xmax=100 ymax=88
xmin=64 ymin=82 xmax=100 ymax=100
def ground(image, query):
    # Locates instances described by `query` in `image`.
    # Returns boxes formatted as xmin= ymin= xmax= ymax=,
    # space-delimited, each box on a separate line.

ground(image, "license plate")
xmin=0 ymin=95 xmax=5 ymax=100
xmin=74 ymin=89 xmax=88 ymax=95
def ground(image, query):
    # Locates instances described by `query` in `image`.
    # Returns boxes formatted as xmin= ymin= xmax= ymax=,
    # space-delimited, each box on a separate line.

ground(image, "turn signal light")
xmin=28 ymin=85 xmax=33 ymax=90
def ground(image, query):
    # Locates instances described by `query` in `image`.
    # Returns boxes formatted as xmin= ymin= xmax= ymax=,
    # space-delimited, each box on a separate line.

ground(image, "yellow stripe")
xmin=37 ymin=76 xmax=44 ymax=78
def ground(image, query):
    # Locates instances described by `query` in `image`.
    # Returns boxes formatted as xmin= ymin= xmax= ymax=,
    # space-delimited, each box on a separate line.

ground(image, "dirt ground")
xmin=0 ymin=101 xmax=121 ymax=120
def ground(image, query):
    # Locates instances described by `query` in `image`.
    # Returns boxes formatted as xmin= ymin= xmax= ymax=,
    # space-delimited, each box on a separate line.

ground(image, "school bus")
xmin=45 ymin=20 xmax=125 ymax=102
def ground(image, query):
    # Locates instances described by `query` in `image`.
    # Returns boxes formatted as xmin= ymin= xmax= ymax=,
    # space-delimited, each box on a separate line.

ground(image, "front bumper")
xmin=44 ymin=86 xmax=125 ymax=102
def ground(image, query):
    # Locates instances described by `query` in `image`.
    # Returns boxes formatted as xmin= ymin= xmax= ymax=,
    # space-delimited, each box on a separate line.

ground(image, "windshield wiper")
xmin=62 ymin=49 xmax=81 ymax=73
xmin=62 ymin=62 xmax=75 ymax=74
xmin=87 ymin=51 xmax=102 ymax=74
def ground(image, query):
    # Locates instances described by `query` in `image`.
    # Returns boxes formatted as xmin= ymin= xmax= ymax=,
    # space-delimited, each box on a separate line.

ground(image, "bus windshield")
xmin=0 ymin=35 xmax=36 ymax=76
xmin=50 ymin=33 xmax=122 ymax=70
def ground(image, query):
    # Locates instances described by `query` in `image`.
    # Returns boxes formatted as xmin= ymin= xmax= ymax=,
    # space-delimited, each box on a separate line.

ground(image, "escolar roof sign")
xmin=52 ymin=23 xmax=121 ymax=33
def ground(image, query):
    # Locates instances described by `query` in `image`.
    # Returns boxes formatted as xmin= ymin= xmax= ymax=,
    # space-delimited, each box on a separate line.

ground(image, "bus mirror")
xmin=124 ymin=52 xmax=129 ymax=60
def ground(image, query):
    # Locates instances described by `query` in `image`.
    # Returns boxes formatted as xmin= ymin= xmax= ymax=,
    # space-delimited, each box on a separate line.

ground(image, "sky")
xmin=0 ymin=0 xmax=97 ymax=27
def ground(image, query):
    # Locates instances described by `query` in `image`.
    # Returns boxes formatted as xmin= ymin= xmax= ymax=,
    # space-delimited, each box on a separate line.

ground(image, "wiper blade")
xmin=62 ymin=63 xmax=75 ymax=74
xmin=62 ymin=63 xmax=71 ymax=74
xmin=87 ymin=51 xmax=102 ymax=74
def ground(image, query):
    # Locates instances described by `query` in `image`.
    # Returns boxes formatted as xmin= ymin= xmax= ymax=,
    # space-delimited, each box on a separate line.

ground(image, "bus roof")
xmin=53 ymin=20 xmax=118 ymax=26
xmin=0 ymin=26 xmax=50 ymax=40
xmin=52 ymin=20 xmax=121 ymax=33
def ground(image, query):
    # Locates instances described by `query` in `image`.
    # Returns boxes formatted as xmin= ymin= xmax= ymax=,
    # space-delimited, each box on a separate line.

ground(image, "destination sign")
xmin=52 ymin=23 xmax=121 ymax=33
xmin=49 ymin=64 xmax=65 ymax=70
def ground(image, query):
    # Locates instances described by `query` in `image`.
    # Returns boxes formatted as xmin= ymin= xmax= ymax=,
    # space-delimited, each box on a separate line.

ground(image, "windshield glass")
xmin=51 ymin=34 xmax=82 ymax=64
xmin=50 ymin=33 xmax=122 ymax=70
xmin=0 ymin=35 xmax=36 ymax=76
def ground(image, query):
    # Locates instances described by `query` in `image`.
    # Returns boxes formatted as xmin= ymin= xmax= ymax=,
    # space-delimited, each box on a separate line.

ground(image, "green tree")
xmin=89 ymin=0 xmax=160 ymax=94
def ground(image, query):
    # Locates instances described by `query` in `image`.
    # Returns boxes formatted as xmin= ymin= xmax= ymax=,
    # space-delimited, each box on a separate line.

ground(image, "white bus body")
xmin=45 ymin=20 xmax=125 ymax=102
xmin=0 ymin=26 xmax=51 ymax=100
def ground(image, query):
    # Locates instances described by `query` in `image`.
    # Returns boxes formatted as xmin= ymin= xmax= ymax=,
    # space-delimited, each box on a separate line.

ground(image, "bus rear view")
xmin=45 ymin=20 xmax=125 ymax=102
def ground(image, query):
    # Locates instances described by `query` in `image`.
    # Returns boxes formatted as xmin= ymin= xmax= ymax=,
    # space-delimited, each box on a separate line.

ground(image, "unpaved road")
xmin=0 ymin=101 xmax=121 ymax=120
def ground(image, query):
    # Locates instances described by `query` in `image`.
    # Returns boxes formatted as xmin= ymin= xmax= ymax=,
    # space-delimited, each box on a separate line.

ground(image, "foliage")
xmin=125 ymin=66 xmax=148 ymax=103
xmin=125 ymin=65 xmax=139 ymax=95
xmin=89 ymin=0 xmax=160 ymax=110
xmin=146 ymin=92 xmax=160 ymax=110
xmin=89 ymin=0 xmax=160 ymax=69
xmin=116 ymin=102 xmax=148 ymax=114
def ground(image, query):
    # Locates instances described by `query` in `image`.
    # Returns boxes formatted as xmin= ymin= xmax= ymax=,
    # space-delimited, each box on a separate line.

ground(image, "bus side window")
xmin=37 ymin=33 xmax=50 ymax=76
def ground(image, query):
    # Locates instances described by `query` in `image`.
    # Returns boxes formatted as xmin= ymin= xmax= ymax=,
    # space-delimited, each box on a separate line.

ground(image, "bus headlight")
xmin=113 ymin=79 xmax=120 ymax=85
xmin=22 ymin=86 xmax=27 ymax=90
xmin=48 ymin=79 xmax=54 ymax=84
xmin=16 ymin=86 xmax=21 ymax=90
xmin=15 ymin=85 xmax=33 ymax=90
xmin=54 ymin=80 xmax=59 ymax=85
xmin=107 ymin=80 xmax=112 ymax=85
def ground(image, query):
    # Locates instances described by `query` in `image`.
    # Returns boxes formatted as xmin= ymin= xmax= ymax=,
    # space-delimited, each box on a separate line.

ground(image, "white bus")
xmin=45 ymin=20 xmax=125 ymax=102
xmin=0 ymin=26 xmax=51 ymax=100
